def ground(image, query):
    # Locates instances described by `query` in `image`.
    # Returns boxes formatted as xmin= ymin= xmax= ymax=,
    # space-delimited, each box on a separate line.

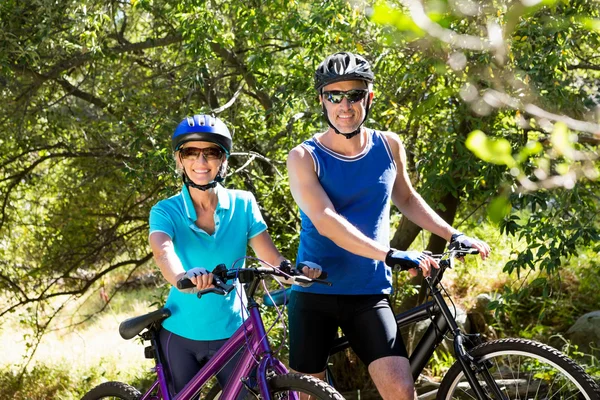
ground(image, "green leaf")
xmin=487 ymin=195 xmax=512 ymax=224
xmin=370 ymin=2 xmax=424 ymax=35
xmin=555 ymin=162 xmax=569 ymax=175
xmin=466 ymin=130 xmax=516 ymax=167
xmin=550 ymin=122 xmax=573 ymax=160
xmin=579 ymin=17 xmax=600 ymax=32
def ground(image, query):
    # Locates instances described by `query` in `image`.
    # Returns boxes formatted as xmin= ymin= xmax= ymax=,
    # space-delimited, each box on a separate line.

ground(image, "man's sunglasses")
xmin=179 ymin=146 xmax=224 ymax=161
xmin=322 ymin=89 xmax=369 ymax=104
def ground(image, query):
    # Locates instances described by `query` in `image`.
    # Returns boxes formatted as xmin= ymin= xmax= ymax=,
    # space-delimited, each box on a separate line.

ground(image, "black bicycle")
xmin=215 ymin=245 xmax=600 ymax=400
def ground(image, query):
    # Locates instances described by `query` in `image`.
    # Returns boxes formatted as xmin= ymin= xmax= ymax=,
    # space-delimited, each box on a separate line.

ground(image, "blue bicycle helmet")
xmin=172 ymin=114 xmax=232 ymax=156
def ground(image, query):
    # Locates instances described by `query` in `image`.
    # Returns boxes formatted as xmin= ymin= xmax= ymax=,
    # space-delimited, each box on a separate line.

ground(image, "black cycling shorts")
xmin=159 ymin=328 xmax=246 ymax=398
xmin=288 ymin=291 xmax=408 ymax=374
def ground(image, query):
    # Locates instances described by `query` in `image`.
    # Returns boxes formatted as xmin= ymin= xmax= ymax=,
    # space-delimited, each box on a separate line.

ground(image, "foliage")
xmin=1 ymin=0 xmax=600 ymax=392
xmin=489 ymin=251 xmax=600 ymax=338
xmin=0 ymin=0 xmax=380 ymax=360
xmin=0 ymin=363 xmax=81 ymax=400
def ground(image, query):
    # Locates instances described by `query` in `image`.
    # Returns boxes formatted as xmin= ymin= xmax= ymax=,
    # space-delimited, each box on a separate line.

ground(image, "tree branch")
xmin=209 ymin=40 xmax=273 ymax=111
xmin=0 ymin=253 xmax=153 ymax=319
xmin=566 ymin=63 xmax=600 ymax=71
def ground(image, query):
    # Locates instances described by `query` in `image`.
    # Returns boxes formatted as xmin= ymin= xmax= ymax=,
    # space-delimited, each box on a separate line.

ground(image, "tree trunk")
xmin=393 ymin=191 xmax=460 ymax=314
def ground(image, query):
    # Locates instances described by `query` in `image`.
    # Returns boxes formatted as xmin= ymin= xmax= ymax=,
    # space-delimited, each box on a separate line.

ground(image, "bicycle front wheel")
xmin=437 ymin=338 xmax=600 ymax=400
xmin=265 ymin=373 xmax=344 ymax=400
xmin=81 ymin=381 xmax=141 ymax=400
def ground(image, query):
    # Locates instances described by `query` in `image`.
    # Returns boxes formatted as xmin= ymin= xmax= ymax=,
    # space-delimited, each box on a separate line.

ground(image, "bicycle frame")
xmin=141 ymin=296 xmax=290 ymax=400
xmin=327 ymin=257 xmax=496 ymax=399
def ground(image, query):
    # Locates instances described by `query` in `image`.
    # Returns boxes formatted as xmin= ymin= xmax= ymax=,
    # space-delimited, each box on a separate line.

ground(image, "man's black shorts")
xmin=288 ymin=291 xmax=408 ymax=374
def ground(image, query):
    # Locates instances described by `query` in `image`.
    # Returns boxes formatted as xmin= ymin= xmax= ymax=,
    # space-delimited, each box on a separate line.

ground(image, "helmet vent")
xmin=186 ymin=116 xmax=195 ymax=127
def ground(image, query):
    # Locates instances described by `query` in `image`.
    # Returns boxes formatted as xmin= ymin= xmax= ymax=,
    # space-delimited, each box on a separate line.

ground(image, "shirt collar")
xmin=181 ymin=184 xmax=230 ymax=221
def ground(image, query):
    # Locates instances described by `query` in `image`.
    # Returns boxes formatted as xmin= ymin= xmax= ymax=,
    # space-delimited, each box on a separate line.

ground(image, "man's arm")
xmin=287 ymin=144 xmax=389 ymax=262
xmin=384 ymin=132 xmax=457 ymax=241
xmin=249 ymin=230 xmax=287 ymax=267
xmin=384 ymin=132 xmax=490 ymax=258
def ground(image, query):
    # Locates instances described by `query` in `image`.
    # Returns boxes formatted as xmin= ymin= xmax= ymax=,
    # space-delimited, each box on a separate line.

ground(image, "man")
xmin=286 ymin=52 xmax=491 ymax=399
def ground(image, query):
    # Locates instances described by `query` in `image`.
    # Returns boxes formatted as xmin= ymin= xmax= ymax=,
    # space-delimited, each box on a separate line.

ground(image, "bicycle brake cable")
xmin=240 ymin=256 xmax=290 ymax=359
xmin=425 ymin=252 xmax=459 ymax=342
xmin=231 ymin=256 xmax=262 ymax=363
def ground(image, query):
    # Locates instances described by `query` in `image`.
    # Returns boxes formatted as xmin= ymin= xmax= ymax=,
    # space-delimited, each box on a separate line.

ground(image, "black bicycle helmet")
xmin=314 ymin=52 xmax=375 ymax=93
xmin=315 ymin=52 xmax=375 ymax=139
xmin=172 ymin=114 xmax=232 ymax=156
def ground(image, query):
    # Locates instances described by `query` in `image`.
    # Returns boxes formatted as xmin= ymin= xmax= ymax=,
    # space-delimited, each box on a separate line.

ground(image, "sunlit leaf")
xmin=579 ymin=17 xmax=600 ymax=32
xmin=487 ymin=195 xmax=512 ymax=224
xmin=466 ymin=130 xmax=516 ymax=167
xmin=550 ymin=122 xmax=573 ymax=160
xmin=555 ymin=163 xmax=569 ymax=175
xmin=370 ymin=2 xmax=424 ymax=35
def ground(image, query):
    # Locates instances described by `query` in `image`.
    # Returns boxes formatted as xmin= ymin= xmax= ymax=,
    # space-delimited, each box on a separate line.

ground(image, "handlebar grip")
xmin=176 ymin=276 xmax=234 ymax=296
xmin=319 ymin=271 xmax=328 ymax=280
xmin=311 ymin=277 xmax=333 ymax=286
xmin=177 ymin=278 xmax=195 ymax=290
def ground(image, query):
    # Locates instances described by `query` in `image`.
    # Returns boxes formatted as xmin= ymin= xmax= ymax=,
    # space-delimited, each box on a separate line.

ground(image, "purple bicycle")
xmin=81 ymin=261 xmax=344 ymax=400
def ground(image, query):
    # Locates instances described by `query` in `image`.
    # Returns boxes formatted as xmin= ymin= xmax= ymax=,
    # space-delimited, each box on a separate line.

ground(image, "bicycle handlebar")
xmin=447 ymin=241 xmax=480 ymax=255
xmin=422 ymin=244 xmax=480 ymax=287
xmin=176 ymin=263 xmax=330 ymax=299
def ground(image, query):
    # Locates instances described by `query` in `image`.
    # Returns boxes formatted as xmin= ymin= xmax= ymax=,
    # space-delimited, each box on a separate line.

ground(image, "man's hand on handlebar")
xmin=385 ymin=249 xmax=439 ymax=277
xmin=298 ymin=260 xmax=323 ymax=279
xmin=278 ymin=259 xmax=327 ymax=287
xmin=450 ymin=232 xmax=491 ymax=260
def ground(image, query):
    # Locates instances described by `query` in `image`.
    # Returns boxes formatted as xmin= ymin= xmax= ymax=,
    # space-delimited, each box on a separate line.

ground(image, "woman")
xmin=149 ymin=114 xmax=298 ymax=396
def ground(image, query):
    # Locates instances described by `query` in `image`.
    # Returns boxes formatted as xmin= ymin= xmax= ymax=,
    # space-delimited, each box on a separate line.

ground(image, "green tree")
xmin=1 ymin=0 xmax=599 ymax=390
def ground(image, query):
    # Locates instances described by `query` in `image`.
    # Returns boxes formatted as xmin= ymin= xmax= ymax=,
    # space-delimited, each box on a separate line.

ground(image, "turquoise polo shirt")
xmin=149 ymin=184 xmax=267 ymax=340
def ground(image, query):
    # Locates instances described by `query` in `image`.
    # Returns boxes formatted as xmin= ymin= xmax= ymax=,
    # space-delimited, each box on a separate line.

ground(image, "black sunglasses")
xmin=179 ymin=146 xmax=224 ymax=161
xmin=322 ymin=89 xmax=369 ymax=104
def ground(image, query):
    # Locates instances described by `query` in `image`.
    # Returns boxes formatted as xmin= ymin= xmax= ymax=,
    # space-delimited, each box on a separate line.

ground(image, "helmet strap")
xmin=321 ymin=100 xmax=371 ymax=140
xmin=182 ymin=173 xmax=217 ymax=191
xmin=179 ymin=156 xmax=226 ymax=191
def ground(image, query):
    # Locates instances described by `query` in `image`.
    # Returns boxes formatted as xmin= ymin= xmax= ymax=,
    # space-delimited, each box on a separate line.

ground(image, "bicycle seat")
xmin=262 ymin=288 xmax=291 ymax=307
xmin=119 ymin=308 xmax=171 ymax=340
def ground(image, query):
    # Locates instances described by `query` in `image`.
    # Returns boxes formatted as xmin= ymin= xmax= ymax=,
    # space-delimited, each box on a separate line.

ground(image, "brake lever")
xmin=197 ymin=287 xmax=226 ymax=299
xmin=197 ymin=277 xmax=234 ymax=299
xmin=214 ymin=276 xmax=234 ymax=293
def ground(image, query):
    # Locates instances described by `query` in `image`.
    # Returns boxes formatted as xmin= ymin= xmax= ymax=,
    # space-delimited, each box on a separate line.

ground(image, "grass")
xmin=0 ymin=284 xmax=161 ymax=399
xmin=1 ymin=222 xmax=599 ymax=397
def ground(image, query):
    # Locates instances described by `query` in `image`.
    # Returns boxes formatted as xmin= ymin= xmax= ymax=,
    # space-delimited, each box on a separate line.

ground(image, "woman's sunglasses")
xmin=179 ymin=146 xmax=224 ymax=161
xmin=322 ymin=89 xmax=369 ymax=104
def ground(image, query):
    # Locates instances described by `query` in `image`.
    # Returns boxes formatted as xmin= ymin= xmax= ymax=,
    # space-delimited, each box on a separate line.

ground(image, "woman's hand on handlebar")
xmin=180 ymin=267 xmax=215 ymax=293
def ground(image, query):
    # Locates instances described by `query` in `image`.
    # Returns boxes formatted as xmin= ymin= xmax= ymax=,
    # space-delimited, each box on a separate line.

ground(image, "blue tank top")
xmin=294 ymin=130 xmax=397 ymax=295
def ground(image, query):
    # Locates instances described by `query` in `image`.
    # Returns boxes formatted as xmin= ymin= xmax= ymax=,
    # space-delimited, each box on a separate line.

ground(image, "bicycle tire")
xmin=265 ymin=373 xmax=344 ymax=399
xmin=196 ymin=373 xmax=342 ymax=400
xmin=81 ymin=381 xmax=141 ymax=400
xmin=437 ymin=338 xmax=600 ymax=400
